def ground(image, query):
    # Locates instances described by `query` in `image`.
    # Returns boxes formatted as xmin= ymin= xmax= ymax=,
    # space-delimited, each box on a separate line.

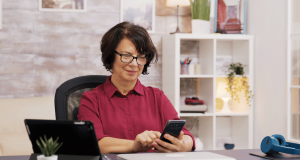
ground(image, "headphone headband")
xmin=273 ymin=145 xmax=299 ymax=155
xmin=287 ymin=142 xmax=300 ymax=149
xmin=286 ymin=142 xmax=300 ymax=155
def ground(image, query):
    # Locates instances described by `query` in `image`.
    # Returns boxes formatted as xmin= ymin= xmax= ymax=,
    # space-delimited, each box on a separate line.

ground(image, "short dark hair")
xmin=101 ymin=22 xmax=158 ymax=75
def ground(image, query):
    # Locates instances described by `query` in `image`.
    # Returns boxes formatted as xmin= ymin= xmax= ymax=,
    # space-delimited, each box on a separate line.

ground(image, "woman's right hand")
xmin=132 ymin=130 xmax=161 ymax=152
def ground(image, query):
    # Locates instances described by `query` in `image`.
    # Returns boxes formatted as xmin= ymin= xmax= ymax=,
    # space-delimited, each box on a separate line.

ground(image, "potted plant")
xmin=225 ymin=63 xmax=254 ymax=106
xmin=190 ymin=0 xmax=211 ymax=34
xmin=36 ymin=135 xmax=63 ymax=160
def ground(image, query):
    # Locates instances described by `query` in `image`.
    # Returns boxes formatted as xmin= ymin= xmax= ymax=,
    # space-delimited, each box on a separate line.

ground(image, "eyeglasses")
xmin=115 ymin=51 xmax=147 ymax=66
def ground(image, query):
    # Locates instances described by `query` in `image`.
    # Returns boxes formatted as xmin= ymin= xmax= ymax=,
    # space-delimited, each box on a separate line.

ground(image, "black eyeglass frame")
xmin=115 ymin=51 xmax=148 ymax=66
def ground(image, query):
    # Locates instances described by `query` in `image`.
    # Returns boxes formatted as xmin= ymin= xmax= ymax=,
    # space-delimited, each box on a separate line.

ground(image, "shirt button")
xmin=128 ymin=112 xmax=131 ymax=115
xmin=125 ymin=97 xmax=128 ymax=100
xmin=129 ymin=128 xmax=132 ymax=131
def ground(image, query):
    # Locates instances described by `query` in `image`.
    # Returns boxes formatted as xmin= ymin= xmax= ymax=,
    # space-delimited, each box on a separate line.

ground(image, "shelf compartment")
xmin=181 ymin=116 xmax=214 ymax=150
xmin=180 ymin=78 xmax=214 ymax=114
xmin=291 ymin=76 xmax=300 ymax=86
xmin=180 ymin=39 xmax=214 ymax=75
xmin=216 ymin=39 xmax=250 ymax=75
xmin=291 ymin=88 xmax=300 ymax=140
xmin=215 ymin=116 xmax=249 ymax=150
xmin=215 ymin=77 xmax=250 ymax=114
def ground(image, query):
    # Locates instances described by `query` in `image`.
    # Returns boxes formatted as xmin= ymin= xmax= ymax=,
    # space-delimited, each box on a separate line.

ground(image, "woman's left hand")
xmin=152 ymin=131 xmax=187 ymax=152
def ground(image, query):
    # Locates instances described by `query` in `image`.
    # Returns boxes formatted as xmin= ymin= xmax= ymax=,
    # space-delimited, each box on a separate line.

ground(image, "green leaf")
xmin=49 ymin=142 xmax=59 ymax=155
xmin=49 ymin=137 xmax=53 ymax=146
xmin=36 ymin=140 xmax=45 ymax=155
xmin=44 ymin=135 xmax=48 ymax=145
xmin=45 ymin=136 xmax=51 ymax=156
xmin=40 ymin=137 xmax=47 ymax=149
xmin=53 ymin=137 xmax=60 ymax=144
xmin=51 ymin=142 xmax=63 ymax=155
xmin=49 ymin=137 xmax=60 ymax=154
xmin=44 ymin=146 xmax=49 ymax=156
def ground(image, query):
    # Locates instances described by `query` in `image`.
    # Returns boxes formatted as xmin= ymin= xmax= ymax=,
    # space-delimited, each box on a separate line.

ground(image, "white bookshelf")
xmin=162 ymin=34 xmax=254 ymax=150
xmin=287 ymin=0 xmax=300 ymax=144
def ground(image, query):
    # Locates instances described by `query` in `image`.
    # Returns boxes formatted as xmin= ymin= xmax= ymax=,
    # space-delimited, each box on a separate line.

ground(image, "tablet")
xmin=24 ymin=119 xmax=101 ymax=156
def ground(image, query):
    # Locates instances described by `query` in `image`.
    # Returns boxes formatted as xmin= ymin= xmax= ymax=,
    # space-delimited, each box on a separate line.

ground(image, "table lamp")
xmin=216 ymin=81 xmax=232 ymax=113
xmin=166 ymin=0 xmax=190 ymax=34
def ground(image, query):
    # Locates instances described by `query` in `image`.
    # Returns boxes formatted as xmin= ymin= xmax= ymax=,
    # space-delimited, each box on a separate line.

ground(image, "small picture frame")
xmin=214 ymin=0 xmax=246 ymax=34
xmin=120 ymin=0 xmax=155 ymax=33
xmin=39 ymin=0 xmax=87 ymax=12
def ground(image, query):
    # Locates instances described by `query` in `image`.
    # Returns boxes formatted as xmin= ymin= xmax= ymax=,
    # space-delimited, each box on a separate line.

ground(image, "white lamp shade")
xmin=216 ymin=81 xmax=231 ymax=98
xmin=166 ymin=0 xmax=190 ymax=7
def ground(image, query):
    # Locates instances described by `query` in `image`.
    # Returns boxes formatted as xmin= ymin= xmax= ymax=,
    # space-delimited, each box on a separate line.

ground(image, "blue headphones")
xmin=261 ymin=134 xmax=300 ymax=155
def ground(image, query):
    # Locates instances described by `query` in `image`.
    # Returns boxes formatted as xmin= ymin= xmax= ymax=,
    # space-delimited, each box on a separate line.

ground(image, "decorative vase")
xmin=195 ymin=138 xmax=204 ymax=151
xmin=192 ymin=19 xmax=210 ymax=34
xmin=218 ymin=97 xmax=232 ymax=113
xmin=37 ymin=155 xmax=58 ymax=160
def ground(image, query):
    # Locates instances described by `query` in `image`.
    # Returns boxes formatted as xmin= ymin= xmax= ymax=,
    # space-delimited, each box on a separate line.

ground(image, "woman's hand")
xmin=132 ymin=130 xmax=161 ymax=152
xmin=152 ymin=131 xmax=191 ymax=152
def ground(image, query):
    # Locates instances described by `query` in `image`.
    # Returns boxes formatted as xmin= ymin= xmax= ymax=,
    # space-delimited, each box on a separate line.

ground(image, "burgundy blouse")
xmin=77 ymin=76 xmax=195 ymax=151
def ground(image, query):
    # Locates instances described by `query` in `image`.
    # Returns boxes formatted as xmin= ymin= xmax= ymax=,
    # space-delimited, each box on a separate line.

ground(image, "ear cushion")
xmin=272 ymin=134 xmax=286 ymax=146
xmin=261 ymin=136 xmax=279 ymax=154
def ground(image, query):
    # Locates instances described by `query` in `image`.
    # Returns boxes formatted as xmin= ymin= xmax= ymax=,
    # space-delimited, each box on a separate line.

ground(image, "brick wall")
xmin=0 ymin=0 xmax=192 ymax=98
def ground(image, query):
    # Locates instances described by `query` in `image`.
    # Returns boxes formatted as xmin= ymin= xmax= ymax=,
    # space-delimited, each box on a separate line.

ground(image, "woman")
xmin=78 ymin=22 xmax=195 ymax=153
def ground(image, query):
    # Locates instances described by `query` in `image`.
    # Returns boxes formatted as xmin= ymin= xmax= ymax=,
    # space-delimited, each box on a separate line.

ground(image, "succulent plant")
xmin=190 ymin=0 xmax=211 ymax=21
xmin=36 ymin=135 xmax=63 ymax=157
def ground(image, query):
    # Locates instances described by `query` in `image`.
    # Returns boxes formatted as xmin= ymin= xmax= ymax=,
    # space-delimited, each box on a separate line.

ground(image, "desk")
xmin=0 ymin=149 xmax=269 ymax=160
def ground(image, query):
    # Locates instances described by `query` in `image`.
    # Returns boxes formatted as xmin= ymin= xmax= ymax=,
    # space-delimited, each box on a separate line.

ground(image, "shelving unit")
xmin=287 ymin=0 xmax=300 ymax=143
xmin=162 ymin=34 xmax=254 ymax=150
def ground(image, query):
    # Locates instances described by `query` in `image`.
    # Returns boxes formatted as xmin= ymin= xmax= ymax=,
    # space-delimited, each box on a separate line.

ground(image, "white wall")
xmin=247 ymin=0 xmax=287 ymax=148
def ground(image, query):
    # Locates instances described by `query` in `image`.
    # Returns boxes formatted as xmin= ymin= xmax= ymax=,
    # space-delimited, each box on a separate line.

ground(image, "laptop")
xmin=24 ymin=119 xmax=101 ymax=156
xmin=117 ymin=152 xmax=236 ymax=160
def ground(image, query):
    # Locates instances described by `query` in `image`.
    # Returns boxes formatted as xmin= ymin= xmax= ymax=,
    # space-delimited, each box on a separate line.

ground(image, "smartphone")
xmin=160 ymin=120 xmax=186 ymax=144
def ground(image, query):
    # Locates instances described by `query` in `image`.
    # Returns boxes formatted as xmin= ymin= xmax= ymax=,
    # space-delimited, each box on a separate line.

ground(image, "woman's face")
xmin=112 ymin=38 xmax=145 ymax=82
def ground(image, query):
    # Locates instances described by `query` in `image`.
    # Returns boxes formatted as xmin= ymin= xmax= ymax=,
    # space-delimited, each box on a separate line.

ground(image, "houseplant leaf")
xmin=36 ymin=140 xmax=45 ymax=155
xmin=51 ymin=142 xmax=63 ymax=156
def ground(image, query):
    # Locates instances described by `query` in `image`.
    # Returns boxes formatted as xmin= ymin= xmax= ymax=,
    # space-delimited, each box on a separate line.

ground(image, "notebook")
xmin=117 ymin=152 xmax=236 ymax=160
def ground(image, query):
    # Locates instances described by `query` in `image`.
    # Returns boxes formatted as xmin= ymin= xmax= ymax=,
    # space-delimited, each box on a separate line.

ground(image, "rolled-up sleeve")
xmin=77 ymin=91 xmax=108 ymax=141
xmin=159 ymin=91 xmax=196 ymax=151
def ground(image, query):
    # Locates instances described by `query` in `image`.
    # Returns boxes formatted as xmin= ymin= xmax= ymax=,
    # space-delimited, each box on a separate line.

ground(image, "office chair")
xmin=55 ymin=75 xmax=109 ymax=120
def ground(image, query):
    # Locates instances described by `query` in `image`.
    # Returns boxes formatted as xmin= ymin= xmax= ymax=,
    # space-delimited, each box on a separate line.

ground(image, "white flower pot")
xmin=192 ymin=19 xmax=211 ymax=34
xmin=37 ymin=155 xmax=58 ymax=160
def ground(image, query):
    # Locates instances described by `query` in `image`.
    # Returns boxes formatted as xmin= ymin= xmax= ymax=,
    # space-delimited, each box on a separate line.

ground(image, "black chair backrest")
xmin=55 ymin=75 xmax=109 ymax=120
